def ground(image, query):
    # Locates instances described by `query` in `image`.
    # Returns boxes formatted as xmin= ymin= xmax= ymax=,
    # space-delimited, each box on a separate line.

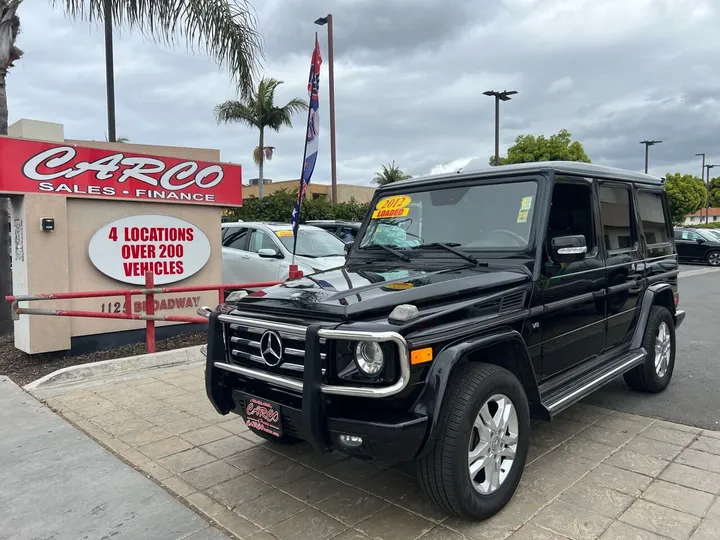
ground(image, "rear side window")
xmin=223 ymin=227 xmax=249 ymax=250
xmin=637 ymin=191 xmax=670 ymax=244
xmin=599 ymin=185 xmax=636 ymax=251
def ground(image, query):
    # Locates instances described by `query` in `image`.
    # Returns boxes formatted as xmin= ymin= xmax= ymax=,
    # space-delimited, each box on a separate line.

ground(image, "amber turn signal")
xmin=410 ymin=347 xmax=433 ymax=365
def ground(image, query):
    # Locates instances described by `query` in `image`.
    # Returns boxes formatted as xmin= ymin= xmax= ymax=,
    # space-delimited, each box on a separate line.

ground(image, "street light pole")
xmin=696 ymin=153 xmax=706 ymax=220
xmin=705 ymin=164 xmax=716 ymax=224
xmin=315 ymin=15 xmax=337 ymax=204
xmin=639 ymin=140 xmax=662 ymax=174
xmin=483 ymin=90 xmax=517 ymax=166
xmin=103 ymin=0 xmax=117 ymax=142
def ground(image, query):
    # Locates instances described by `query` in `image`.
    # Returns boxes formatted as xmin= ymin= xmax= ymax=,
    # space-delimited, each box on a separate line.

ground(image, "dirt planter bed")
xmin=0 ymin=332 xmax=206 ymax=387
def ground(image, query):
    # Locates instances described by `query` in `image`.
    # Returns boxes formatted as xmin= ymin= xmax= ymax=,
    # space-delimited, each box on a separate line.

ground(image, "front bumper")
xmin=203 ymin=311 xmax=427 ymax=460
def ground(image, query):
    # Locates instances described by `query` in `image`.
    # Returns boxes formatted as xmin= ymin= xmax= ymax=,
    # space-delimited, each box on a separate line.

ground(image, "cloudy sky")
xmin=12 ymin=0 xmax=720 ymax=186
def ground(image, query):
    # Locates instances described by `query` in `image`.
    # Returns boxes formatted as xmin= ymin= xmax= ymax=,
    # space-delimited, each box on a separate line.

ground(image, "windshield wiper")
xmin=362 ymin=244 xmax=411 ymax=262
xmin=412 ymin=242 xmax=487 ymax=266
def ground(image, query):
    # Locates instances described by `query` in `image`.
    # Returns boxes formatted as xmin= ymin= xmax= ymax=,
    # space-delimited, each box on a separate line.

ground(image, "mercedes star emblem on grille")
xmin=259 ymin=330 xmax=284 ymax=367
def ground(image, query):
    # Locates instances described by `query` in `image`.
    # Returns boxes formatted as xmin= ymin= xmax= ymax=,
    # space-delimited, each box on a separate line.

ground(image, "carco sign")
xmin=88 ymin=214 xmax=211 ymax=285
xmin=0 ymin=137 xmax=242 ymax=206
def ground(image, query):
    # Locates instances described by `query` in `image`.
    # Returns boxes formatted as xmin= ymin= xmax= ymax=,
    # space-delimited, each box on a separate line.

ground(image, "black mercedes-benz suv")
xmin=202 ymin=161 xmax=685 ymax=521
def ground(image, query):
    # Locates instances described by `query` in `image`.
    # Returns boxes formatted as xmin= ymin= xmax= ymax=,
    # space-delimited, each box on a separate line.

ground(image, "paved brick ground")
xmin=38 ymin=364 xmax=720 ymax=540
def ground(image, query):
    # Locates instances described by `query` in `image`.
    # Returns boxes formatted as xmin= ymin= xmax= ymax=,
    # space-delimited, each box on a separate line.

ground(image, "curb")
xmin=24 ymin=345 xmax=206 ymax=392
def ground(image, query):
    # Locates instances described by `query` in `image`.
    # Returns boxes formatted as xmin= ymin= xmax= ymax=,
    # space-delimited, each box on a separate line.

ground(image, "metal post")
xmin=698 ymin=153 xmax=706 ymax=221
xmin=326 ymin=14 xmax=338 ymax=204
xmin=494 ymin=96 xmax=500 ymax=166
xmin=103 ymin=0 xmax=117 ymax=142
xmin=644 ymin=144 xmax=649 ymax=174
xmin=145 ymin=271 xmax=155 ymax=353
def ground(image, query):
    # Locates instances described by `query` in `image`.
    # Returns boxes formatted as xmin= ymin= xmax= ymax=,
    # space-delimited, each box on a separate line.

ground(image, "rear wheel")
xmin=624 ymin=305 xmax=675 ymax=393
xmin=417 ymin=363 xmax=530 ymax=520
xmin=707 ymin=251 xmax=720 ymax=266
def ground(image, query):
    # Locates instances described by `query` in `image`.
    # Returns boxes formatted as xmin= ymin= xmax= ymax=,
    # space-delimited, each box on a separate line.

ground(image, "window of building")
xmin=637 ymin=191 xmax=669 ymax=244
xmin=599 ymin=185 xmax=635 ymax=251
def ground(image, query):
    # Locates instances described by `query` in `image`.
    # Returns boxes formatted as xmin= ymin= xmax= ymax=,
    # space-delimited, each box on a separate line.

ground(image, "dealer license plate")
xmin=244 ymin=396 xmax=282 ymax=438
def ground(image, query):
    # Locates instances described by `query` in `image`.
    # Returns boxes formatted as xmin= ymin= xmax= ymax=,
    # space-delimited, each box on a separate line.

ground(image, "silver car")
xmin=221 ymin=222 xmax=346 ymax=284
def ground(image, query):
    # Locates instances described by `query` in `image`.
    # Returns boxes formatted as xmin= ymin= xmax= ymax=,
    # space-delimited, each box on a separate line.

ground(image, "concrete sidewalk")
xmin=30 ymin=364 xmax=720 ymax=540
xmin=0 ymin=375 xmax=230 ymax=540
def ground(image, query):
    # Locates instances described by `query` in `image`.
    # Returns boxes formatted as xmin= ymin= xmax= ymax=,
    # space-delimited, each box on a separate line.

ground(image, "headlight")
xmin=354 ymin=341 xmax=385 ymax=375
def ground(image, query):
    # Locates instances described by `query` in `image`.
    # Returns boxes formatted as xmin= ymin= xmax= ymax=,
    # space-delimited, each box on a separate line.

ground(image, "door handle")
xmin=593 ymin=290 xmax=606 ymax=299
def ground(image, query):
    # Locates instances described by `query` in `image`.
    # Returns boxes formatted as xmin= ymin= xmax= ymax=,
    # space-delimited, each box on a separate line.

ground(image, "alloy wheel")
xmin=709 ymin=252 xmax=720 ymax=266
xmin=468 ymin=394 xmax=519 ymax=495
xmin=655 ymin=321 xmax=671 ymax=378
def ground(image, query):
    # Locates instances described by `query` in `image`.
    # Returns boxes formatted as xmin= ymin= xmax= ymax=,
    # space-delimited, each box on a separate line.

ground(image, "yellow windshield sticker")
xmin=520 ymin=196 xmax=533 ymax=210
xmin=372 ymin=195 xmax=412 ymax=219
xmin=517 ymin=209 xmax=529 ymax=223
xmin=383 ymin=282 xmax=414 ymax=290
xmin=276 ymin=230 xmax=293 ymax=237
xmin=517 ymin=196 xmax=533 ymax=223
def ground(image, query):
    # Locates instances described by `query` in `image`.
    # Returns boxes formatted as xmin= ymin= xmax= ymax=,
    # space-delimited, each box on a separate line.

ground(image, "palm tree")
xmin=0 ymin=1 xmax=23 ymax=136
xmin=0 ymin=0 xmax=263 ymax=137
xmin=215 ymin=77 xmax=307 ymax=198
xmin=373 ymin=161 xmax=412 ymax=186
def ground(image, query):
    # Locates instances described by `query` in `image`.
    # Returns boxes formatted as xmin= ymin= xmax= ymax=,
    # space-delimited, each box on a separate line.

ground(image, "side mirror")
xmin=696 ymin=238 xmax=705 ymax=244
xmin=258 ymin=248 xmax=282 ymax=259
xmin=551 ymin=235 xmax=587 ymax=263
xmin=344 ymin=241 xmax=354 ymax=253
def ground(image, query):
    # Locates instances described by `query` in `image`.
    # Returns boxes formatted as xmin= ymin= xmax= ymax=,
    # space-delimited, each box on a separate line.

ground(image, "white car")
xmin=221 ymin=222 xmax=347 ymax=284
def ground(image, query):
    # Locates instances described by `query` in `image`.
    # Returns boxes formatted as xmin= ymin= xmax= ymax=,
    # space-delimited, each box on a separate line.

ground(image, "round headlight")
xmin=354 ymin=341 xmax=385 ymax=375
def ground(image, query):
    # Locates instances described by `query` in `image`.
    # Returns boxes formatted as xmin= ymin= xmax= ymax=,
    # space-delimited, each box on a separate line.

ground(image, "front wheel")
xmin=707 ymin=251 xmax=720 ymax=266
xmin=623 ymin=305 xmax=676 ymax=392
xmin=416 ymin=363 xmax=530 ymax=521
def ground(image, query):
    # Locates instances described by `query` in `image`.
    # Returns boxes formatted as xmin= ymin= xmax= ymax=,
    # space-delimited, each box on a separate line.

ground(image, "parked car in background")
xmin=221 ymin=222 xmax=346 ymax=284
xmin=673 ymin=227 xmax=720 ymax=266
xmin=306 ymin=220 xmax=361 ymax=243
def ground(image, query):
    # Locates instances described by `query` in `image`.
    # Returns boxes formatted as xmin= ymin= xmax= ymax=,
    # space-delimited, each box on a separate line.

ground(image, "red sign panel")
xmin=0 ymin=137 xmax=242 ymax=206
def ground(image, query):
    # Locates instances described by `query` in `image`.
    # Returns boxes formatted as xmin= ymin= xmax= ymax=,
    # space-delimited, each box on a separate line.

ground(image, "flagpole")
xmin=291 ymin=33 xmax=320 ymax=265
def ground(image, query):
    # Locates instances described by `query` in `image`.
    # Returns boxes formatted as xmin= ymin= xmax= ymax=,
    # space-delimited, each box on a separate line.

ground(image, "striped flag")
xmin=291 ymin=35 xmax=322 ymax=257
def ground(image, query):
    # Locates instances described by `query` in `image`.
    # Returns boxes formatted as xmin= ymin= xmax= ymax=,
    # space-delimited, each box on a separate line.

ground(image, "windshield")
xmin=699 ymin=230 xmax=720 ymax=242
xmin=358 ymin=180 xmax=538 ymax=250
xmin=275 ymin=229 xmax=345 ymax=257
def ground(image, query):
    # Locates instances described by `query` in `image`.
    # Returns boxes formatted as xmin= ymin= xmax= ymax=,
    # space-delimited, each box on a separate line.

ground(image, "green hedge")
xmin=222 ymin=189 xmax=371 ymax=223
xmin=691 ymin=222 xmax=720 ymax=229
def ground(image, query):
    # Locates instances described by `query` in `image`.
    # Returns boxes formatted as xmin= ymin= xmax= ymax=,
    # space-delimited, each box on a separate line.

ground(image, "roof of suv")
xmin=388 ymin=160 xmax=664 ymax=190
xmin=221 ymin=221 xmax=324 ymax=232
xmin=306 ymin=220 xmax=361 ymax=226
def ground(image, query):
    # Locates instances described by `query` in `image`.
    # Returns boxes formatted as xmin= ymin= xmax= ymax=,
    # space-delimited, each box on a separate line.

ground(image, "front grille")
xmin=225 ymin=322 xmax=327 ymax=380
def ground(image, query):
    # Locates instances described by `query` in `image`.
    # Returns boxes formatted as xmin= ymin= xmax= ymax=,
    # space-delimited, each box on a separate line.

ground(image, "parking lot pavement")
xmin=34 ymin=364 xmax=720 ymax=540
xmin=0 ymin=375 xmax=231 ymax=540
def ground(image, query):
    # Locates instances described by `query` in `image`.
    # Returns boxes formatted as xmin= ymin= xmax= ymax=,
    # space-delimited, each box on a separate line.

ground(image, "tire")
xmin=416 ymin=363 xmax=530 ymax=521
xmin=707 ymin=251 xmax=720 ymax=266
xmin=623 ymin=305 xmax=675 ymax=393
xmin=247 ymin=426 xmax=302 ymax=445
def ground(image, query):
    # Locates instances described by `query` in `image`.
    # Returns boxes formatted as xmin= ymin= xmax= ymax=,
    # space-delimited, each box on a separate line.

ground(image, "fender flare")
xmin=412 ymin=329 xmax=542 ymax=457
xmin=630 ymin=283 xmax=674 ymax=350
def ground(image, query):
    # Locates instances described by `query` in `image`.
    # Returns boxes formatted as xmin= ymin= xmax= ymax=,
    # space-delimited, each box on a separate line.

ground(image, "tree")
xmin=222 ymin=189 xmax=370 ymax=222
xmin=708 ymin=176 xmax=720 ymax=208
xmin=372 ymin=161 xmax=412 ymax=186
xmin=215 ymin=78 xmax=307 ymax=198
xmin=1 ymin=0 xmax=263 ymax=137
xmin=0 ymin=0 xmax=23 ymax=136
xmin=665 ymin=173 xmax=706 ymax=225
xmin=491 ymin=128 xmax=591 ymax=166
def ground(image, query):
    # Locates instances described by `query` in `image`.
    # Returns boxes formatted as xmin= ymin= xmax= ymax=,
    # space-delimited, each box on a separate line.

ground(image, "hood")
xmin=233 ymin=263 xmax=530 ymax=321
xmin=295 ymin=255 xmax=346 ymax=272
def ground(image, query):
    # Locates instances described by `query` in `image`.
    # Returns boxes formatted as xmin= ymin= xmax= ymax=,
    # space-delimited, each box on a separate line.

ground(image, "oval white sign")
xmin=88 ymin=214 xmax=211 ymax=285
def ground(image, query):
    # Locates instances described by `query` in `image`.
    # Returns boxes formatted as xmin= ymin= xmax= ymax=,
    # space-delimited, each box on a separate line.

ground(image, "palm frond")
xmin=214 ymin=99 xmax=258 ymax=127
xmin=53 ymin=0 xmax=264 ymax=95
